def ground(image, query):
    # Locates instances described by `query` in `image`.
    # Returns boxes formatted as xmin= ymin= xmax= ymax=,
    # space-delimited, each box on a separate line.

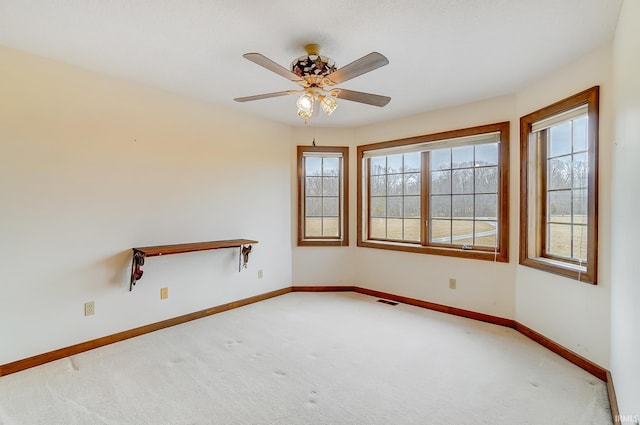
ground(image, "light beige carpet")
xmin=0 ymin=292 xmax=612 ymax=425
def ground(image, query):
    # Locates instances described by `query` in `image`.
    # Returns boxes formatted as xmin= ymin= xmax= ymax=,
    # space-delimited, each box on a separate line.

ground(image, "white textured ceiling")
xmin=0 ymin=0 xmax=622 ymax=127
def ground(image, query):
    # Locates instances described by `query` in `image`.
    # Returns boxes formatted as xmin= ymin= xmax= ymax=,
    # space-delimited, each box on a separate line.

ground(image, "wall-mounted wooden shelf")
xmin=130 ymin=239 xmax=258 ymax=291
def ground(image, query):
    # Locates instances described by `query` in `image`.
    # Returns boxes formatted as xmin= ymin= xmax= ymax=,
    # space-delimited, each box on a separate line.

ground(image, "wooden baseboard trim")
xmin=513 ymin=322 xmax=607 ymax=381
xmin=606 ymin=370 xmax=621 ymax=424
xmin=290 ymin=287 xmax=612 ymax=384
xmin=354 ymin=286 xmax=615 ymax=417
xmin=0 ymin=283 xmax=614 ymax=417
xmin=354 ymin=287 xmax=516 ymax=327
xmin=291 ymin=285 xmax=355 ymax=292
xmin=352 ymin=287 xmax=610 ymax=382
xmin=0 ymin=287 xmax=292 ymax=377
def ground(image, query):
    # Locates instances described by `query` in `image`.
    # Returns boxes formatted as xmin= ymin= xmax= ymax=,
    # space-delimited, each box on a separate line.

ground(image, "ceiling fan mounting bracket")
xmin=304 ymin=44 xmax=321 ymax=55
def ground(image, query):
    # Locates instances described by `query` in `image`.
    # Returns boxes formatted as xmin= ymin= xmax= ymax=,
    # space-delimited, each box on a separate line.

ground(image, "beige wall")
xmin=0 ymin=46 xmax=293 ymax=364
xmin=611 ymin=0 xmax=640 ymax=417
xmin=291 ymin=96 xmax=519 ymax=321
xmin=291 ymin=127 xmax=358 ymax=287
xmin=352 ymin=95 xmax=517 ymax=320
xmin=0 ymin=21 xmax=624 ymax=397
xmin=291 ymin=47 xmax=614 ymax=367
xmin=514 ymin=45 xmax=613 ymax=368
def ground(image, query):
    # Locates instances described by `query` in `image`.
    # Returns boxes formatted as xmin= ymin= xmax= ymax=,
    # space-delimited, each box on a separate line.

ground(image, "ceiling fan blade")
xmin=234 ymin=90 xmax=297 ymax=102
xmin=335 ymin=89 xmax=391 ymax=107
xmin=328 ymin=52 xmax=389 ymax=84
xmin=243 ymin=53 xmax=302 ymax=82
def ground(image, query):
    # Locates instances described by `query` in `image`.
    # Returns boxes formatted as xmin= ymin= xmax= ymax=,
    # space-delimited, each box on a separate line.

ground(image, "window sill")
xmin=519 ymin=256 xmax=595 ymax=284
xmin=358 ymin=239 xmax=508 ymax=262
xmin=298 ymin=239 xmax=349 ymax=247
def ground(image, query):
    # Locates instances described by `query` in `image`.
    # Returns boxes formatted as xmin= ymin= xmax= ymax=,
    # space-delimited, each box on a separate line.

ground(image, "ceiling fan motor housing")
xmin=291 ymin=54 xmax=336 ymax=79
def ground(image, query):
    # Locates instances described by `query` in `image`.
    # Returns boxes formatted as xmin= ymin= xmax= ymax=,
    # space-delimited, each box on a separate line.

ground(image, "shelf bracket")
xmin=130 ymin=250 xmax=146 ymax=291
xmin=239 ymin=244 xmax=253 ymax=272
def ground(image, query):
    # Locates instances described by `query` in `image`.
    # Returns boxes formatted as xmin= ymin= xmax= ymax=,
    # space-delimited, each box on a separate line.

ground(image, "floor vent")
xmin=377 ymin=299 xmax=398 ymax=306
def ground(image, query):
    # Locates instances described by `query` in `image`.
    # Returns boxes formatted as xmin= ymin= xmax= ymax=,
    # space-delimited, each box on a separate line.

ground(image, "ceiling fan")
xmin=234 ymin=44 xmax=391 ymax=119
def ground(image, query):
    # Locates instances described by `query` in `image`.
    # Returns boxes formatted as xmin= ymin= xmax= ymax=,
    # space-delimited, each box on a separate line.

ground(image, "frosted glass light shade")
xmin=296 ymin=93 xmax=314 ymax=113
xmin=297 ymin=108 xmax=313 ymax=119
xmin=319 ymin=95 xmax=338 ymax=116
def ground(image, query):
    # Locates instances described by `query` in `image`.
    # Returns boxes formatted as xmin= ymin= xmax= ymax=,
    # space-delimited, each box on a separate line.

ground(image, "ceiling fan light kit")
xmin=234 ymin=44 xmax=390 ymax=120
xmin=296 ymin=92 xmax=314 ymax=119
xmin=319 ymin=95 xmax=338 ymax=116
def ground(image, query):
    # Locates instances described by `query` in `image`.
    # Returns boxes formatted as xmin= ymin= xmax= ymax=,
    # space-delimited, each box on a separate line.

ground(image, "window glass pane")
xmin=549 ymin=122 xmax=572 ymax=157
xmin=404 ymin=219 xmax=421 ymax=242
xmin=387 ymin=219 xmax=403 ymax=240
xmin=547 ymin=155 xmax=571 ymax=190
xmin=431 ymin=170 xmax=451 ymax=194
xmin=387 ymin=154 xmax=403 ymax=174
xmin=573 ymin=188 xmax=588 ymax=220
xmin=475 ymin=166 xmax=497 ymax=193
xmin=452 ymin=194 xmax=474 ymax=218
xmin=306 ymin=177 xmax=322 ymax=196
xmin=452 ymin=220 xmax=474 ymax=245
xmin=306 ymin=197 xmax=322 ymax=217
xmin=370 ymin=175 xmax=386 ymax=196
xmin=430 ymin=195 xmax=451 ymax=218
xmin=370 ymin=197 xmax=386 ymax=218
xmin=548 ymin=223 xmax=571 ymax=258
xmin=305 ymin=218 xmax=322 ymax=237
xmin=548 ymin=190 xmax=571 ymax=220
xmin=452 ymin=146 xmax=473 ymax=168
xmin=548 ymin=156 xmax=572 ymax=190
xmin=404 ymin=173 xmax=420 ymax=195
xmin=452 ymin=169 xmax=474 ymax=194
xmin=322 ymin=157 xmax=339 ymax=176
xmin=403 ymin=152 xmax=421 ymax=172
xmin=404 ymin=196 xmax=420 ymax=218
xmin=323 ymin=197 xmax=338 ymax=217
xmin=573 ymin=152 xmax=588 ymax=189
xmin=323 ymin=176 xmax=339 ymax=196
xmin=476 ymin=194 xmax=497 ymax=220
xmin=475 ymin=221 xmax=497 ymax=247
xmin=431 ymin=149 xmax=451 ymax=170
xmin=370 ymin=157 xmax=386 ymax=175
xmin=387 ymin=197 xmax=403 ymax=218
xmin=305 ymin=156 xmax=322 ymax=175
xmin=387 ymin=174 xmax=403 ymax=196
xmin=370 ymin=218 xmax=386 ymax=239
xmin=572 ymin=224 xmax=588 ymax=261
xmin=430 ymin=219 xmax=451 ymax=243
xmin=573 ymin=116 xmax=588 ymax=152
xmin=300 ymin=149 xmax=347 ymax=243
xmin=322 ymin=218 xmax=339 ymax=237
xmin=368 ymin=152 xmax=423 ymax=243
xmin=475 ymin=143 xmax=498 ymax=166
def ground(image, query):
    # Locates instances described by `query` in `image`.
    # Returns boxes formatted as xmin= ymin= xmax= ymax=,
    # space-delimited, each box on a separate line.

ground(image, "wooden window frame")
xmin=357 ymin=122 xmax=510 ymax=262
xmin=519 ymin=86 xmax=599 ymax=284
xmin=297 ymin=146 xmax=349 ymax=247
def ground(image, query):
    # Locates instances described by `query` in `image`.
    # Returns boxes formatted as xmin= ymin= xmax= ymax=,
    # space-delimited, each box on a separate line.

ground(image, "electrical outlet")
xmin=257 ymin=269 xmax=263 ymax=279
xmin=449 ymin=278 xmax=457 ymax=289
xmin=84 ymin=301 xmax=95 ymax=316
xmin=160 ymin=287 xmax=168 ymax=300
